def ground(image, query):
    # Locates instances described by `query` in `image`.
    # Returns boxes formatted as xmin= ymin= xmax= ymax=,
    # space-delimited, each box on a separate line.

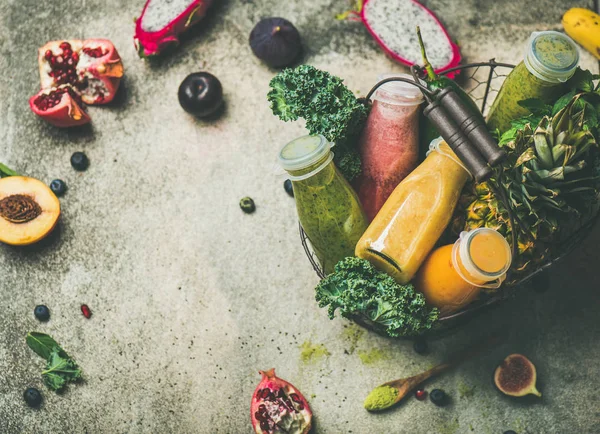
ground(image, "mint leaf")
xmin=517 ymin=98 xmax=552 ymax=116
xmin=552 ymin=90 xmax=577 ymax=115
xmin=42 ymin=347 xmax=81 ymax=391
xmin=567 ymin=68 xmax=594 ymax=92
xmin=26 ymin=332 xmax=61 ymax=360
xmin=0 ymin=163 xmax=18 ymax=178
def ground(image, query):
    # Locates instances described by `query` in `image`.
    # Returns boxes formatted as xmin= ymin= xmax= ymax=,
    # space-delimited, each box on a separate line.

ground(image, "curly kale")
xmin=268 ymin=65 xmax=369 ymax=181
xmin=315 ymin=257 xmax=439 ymax=337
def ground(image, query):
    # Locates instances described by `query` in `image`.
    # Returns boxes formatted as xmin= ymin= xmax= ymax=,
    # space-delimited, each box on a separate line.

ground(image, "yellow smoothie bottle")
xmin=355 ymin=138 xmax=471 ymax=284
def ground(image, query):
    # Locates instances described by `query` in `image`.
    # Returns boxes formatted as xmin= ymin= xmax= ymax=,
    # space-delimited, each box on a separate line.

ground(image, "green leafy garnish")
xmin=315 ymin=257 xmax=439 ymax=337
xmin=42 ymin=347 xmax=82 ymax=391
xmin=267 ymin=65 xmax=369 ymax=181
xmin=26 ymin=332 xmax=81 ymax=391
xmin=26 ymin=332 xmax=61 ymax=360
xmin=0 ymin=163 xmax=18 ymax=178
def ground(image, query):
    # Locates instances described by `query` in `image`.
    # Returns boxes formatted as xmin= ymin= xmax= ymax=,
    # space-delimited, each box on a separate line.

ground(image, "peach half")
xmin=0 ymin=176 xmax=60 ymax=245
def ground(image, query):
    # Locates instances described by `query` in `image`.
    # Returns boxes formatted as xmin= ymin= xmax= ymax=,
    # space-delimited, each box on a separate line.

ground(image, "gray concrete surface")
xmin=1 ymin=0 xmax=599 ymax=433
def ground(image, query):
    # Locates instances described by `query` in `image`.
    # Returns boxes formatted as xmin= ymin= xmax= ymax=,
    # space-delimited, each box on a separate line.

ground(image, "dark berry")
xmin=23 ymin=388 xmax=42 ymax=408
xmin=240 ymin=197 xmax=256 ymax=214
xmin=81 ymin=304 xmax=92 ymax=319
xmin=415 ymin=389 xmax=427 ymax=401
xmin=178 ymin=72 xmax=223 ymax=118
xmin=70 ymin=152 xmax=89 ymax=171
xmin=49 ymin=179 xmax=67 ymax=196
xmin=34 ymin=305 xmax=50 ymax=322
xmin=503 ymin=431 xmax=517 ymax=434
xmin=413 ymin=338 xmax=428 ymax=355
xmin=284 ymin=179 xmax=294 ymax=197
xmin=430 ymin=389 xmax=447 ymax=406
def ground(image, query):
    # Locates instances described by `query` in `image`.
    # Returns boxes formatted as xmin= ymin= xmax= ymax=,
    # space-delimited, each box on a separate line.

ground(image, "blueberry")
xmin=430 ymin=389 xmax=447 ymax=406
xmin=49 ymin=179 xmax=67 ymax=196
xmin=284 ymin=179 xmax=294 ymax=197
xmin=34 ymin=305 xmax=50 ymax=322
xmin=240 ymin=197 xmax=256 ymax=214
xmin=23 ymin=388 xmax=42 ymax=408
xmin=70 ymin=152 xmax=89 ymax=171
xmin=413 ymin=338 xmax=428 ymax=355
xmin=503 ymin=431 xmax=517 ymax=434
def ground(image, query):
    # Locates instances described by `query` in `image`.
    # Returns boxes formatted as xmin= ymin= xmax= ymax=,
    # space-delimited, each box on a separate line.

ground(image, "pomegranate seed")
xmin=72 ymin=52 xmax=79 ymax=62
xmin=44 ymin=50 xmax=53 ymax=60
xmin=415 ymin=389 xmax=427 ymax=401
xmin=81 ymin=304 xmax=92 ymax=319
xmin=63 ymin=48 xmax=72 ymax=57
xmin=56 ymin=56 xmax=63 ymax=64
xmin=59 ymin=41 xmax=71 ymax=50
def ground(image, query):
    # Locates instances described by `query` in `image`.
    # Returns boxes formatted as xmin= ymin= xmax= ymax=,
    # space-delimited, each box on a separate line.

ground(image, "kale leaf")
xmin=268 ymin=65 xmax=369 ymax=181
xmin=315 ymin=257 xmax=439 ymax=337
xmin=42 ymin=346 xmax=82 ymax=391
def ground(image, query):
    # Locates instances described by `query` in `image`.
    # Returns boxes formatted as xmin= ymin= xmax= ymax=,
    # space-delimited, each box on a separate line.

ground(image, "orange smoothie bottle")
xmin=414 ymin=228 xmax=512 ymax=315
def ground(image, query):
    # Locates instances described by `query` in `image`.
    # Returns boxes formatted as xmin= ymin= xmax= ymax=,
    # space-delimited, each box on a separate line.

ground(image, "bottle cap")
xmin=374 ymin=73 xmax=424 ymax=106
xmin=278 ymin=134 xmax=334 ymax=180
xmin=524 ymin=31 xmax=579 ymax=83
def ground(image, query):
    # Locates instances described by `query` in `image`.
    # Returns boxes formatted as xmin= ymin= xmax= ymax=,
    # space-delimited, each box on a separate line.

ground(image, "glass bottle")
xmin=356 ymin=73 xmax=424 ymax=221
xmin=414 ymin=228 xmax=512 ymax=315
xmin=487 ymin=31 xmax=579 ymax=133
xmin=355 ymin=138 xmax=470 ymax=284
xmin=279 ymin=135 xmax=368 ymax=275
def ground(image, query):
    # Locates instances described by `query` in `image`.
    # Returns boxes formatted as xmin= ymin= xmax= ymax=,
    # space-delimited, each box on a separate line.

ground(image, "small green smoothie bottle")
xmin=279 ymin=134 xmax=368 ymax=275
xmin=487 ymin=31 xmax=579 ymax=133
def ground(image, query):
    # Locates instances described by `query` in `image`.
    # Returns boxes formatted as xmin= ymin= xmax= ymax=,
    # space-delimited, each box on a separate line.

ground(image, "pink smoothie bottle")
xmin=356 ymin=73 xmax=423 ymax=221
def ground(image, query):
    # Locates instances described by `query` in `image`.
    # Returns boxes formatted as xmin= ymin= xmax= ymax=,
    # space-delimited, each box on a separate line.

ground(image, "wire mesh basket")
xmin=299 ymin=60 xmax=600 ymax=337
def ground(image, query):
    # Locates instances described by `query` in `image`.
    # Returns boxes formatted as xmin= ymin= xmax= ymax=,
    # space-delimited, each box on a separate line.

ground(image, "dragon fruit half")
xmin=134 ymin=0 xmax=214 ymax=57
xmin=339 ymin=0 xmax=461 ymax=75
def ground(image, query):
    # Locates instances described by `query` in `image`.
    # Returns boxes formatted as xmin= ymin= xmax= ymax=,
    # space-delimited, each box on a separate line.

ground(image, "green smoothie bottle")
xmin=279 ymin=134 xmax=368 ymax=275
xmin=487 ymin=31 xmax=579 ymax=133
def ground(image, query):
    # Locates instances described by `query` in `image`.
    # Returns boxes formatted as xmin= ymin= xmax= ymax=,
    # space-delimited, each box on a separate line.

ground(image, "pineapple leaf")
xmin=533 ymin=129 xmax=553 ymax=169
xmin=515 ymin=148 xmax=536 ymax=167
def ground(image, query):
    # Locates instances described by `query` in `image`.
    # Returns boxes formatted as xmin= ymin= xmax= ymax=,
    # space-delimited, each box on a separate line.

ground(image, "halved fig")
xmin=29 ymin=85 xmax=90 ymax=128
xmin=0 ymin=176 xmax=61 ymax=245
xmin=38 ymin=39 xmax=123 ymax=105
xmin=494 ymin=354 xmax=541 ymax=398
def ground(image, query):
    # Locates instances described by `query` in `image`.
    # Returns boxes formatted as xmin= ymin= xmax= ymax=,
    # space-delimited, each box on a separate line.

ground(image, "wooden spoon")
xmin=364 ymin=332 xmax=504 ymax=412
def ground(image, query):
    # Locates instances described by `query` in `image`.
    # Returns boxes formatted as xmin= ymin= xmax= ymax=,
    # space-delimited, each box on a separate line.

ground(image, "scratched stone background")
xmin=0 ymin=0 xmax=599 ymax=433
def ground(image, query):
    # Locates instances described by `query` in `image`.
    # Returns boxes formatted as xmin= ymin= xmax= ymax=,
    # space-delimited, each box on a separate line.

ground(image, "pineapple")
xmin=454 ymin=93 xmax=600 ymax=284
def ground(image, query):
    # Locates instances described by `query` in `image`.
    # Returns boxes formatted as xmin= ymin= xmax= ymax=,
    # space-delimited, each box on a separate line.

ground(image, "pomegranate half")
xmin=38 ymin=39 xmax=124 ymax=105
xmin=29 ymin=85 xmax=90 ymax=128
xmin=251 ymin=369 xmax=312 ymax=434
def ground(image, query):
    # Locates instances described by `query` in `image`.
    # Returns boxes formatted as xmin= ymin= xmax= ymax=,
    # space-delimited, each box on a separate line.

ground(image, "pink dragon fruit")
xmin=339 ymin=0 xmax=461 ymax=76
xmin=134 ymin=0 xmax=214 ymax=57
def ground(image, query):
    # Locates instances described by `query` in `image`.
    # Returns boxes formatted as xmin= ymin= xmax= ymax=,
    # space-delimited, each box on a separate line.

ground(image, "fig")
xmin=249 ymin=17 xmax=302 ymax=68
xmin=494 ymin=354 xmax=541 ymax=398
